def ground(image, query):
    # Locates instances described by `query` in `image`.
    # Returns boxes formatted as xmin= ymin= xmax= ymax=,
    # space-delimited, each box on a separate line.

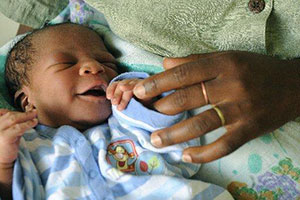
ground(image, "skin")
xmin=133 ymin=52 xmax=300 ymax=163
xmin=22 ymin=24 xmax=119 ymax=130
xmin=0 ymin=24 xmax=140 ymax=199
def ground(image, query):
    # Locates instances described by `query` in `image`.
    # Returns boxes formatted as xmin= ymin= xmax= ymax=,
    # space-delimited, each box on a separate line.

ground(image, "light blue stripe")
xmin=192 ymin=184 xmax=225 ymax=200
xmin=111 ymin=175 xmax=150 ymax=197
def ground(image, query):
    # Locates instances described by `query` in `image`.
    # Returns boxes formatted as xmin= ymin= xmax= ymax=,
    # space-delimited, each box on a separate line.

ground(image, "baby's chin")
xmin=71 ymin=111 xmax=112 ymax=132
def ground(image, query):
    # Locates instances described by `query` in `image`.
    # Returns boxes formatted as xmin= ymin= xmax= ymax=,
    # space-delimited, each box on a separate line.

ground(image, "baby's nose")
xmin=79 ymin=62 xmax=105 ymax=75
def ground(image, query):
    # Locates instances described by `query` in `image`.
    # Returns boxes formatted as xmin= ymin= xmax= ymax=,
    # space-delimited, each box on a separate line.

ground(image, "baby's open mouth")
xmin=81 ymin=88 xmax=106 ymax=96
xmin=79 ymin=85 xmax=107 ymax=97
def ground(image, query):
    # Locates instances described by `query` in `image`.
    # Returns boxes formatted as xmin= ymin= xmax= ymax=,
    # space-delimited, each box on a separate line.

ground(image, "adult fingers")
xmin=150 ymin=103 xmax=239 ymax=147
xmin=163 ymin=52 xmax=229 ymax=70
xmin=153 ymin=79 xmax=221 ymax=115
xmin=0 ymin=110 xmax=37 ymax=131
xmin=133 ymin=58 xmax=220 ymax=99
xmin=151 ymin=108 xmax=224 ymax=147
xmin=181 ymin=124 xmax=251 ymax=163
xmin=153 ymin=84 xmax=207 ymax=115
xmin=0 ymin=118 xmax=38 ymax=143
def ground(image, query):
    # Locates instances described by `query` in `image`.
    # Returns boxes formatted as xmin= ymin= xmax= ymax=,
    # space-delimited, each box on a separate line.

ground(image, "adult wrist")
xmin=284 ymin=58 xmax=300 ymax=119
xmin=296 ymin=59 xmax=300 ymax=117
xmin=0 ymin=163 xmax=14 ymax=185
xmin=0 ymin=162 xmax=14 ymax=170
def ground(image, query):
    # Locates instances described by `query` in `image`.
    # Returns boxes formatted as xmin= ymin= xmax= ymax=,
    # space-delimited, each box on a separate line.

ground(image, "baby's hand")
xmin=0 ymin=109 xmax=38 ymax=168
xmin=106 ymin=79 xmax=141 ymax=111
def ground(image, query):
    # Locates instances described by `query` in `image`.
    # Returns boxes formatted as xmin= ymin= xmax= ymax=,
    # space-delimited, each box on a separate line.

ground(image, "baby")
xmin=0 ymin=23 xmax=200 ymax=199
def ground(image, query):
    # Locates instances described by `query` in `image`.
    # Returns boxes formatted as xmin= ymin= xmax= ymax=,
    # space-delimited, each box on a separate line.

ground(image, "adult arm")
xmin=133 ymin=51 xmax=300 ymax=163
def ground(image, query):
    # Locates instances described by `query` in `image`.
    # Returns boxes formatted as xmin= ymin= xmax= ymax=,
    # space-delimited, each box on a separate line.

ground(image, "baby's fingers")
xmin=0 ymin=109 xmax=10 ymax=116
xmin=106 ymin=81 xmax=118 ymax=100
xmin=0 ymin=110 xmax=37 ymax=131
xmin=0 ymin=118 xmax=38 ymax=143
xmin=117 ymin=91 xmax=134 ymax=111
xmin=118 ymin=79 xmax=140 ymax=91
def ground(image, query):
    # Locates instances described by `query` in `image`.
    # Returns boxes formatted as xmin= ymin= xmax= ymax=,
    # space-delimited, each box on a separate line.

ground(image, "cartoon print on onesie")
xmin=106 ymin=139 xmax=165 ymax=175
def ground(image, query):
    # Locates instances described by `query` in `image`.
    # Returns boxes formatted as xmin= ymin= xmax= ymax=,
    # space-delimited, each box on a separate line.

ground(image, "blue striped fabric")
xmin=12 ymin=73 xmax=231 ymax=200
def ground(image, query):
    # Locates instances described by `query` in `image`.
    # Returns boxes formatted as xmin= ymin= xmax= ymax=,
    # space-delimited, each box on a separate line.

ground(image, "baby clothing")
xmin=12 ymin=72 xmax=232 ymax=200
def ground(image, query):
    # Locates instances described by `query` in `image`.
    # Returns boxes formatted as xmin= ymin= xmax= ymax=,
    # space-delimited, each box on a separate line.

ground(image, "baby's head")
xmin=5 ymin=23 xmax=118 ymax=131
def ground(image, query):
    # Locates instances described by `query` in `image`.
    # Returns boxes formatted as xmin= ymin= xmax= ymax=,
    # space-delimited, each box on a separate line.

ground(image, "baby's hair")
xmin=5 ymin=22 xmax=94 ymax=108
xmin=5 ymin=32 xmax=35 ymax=107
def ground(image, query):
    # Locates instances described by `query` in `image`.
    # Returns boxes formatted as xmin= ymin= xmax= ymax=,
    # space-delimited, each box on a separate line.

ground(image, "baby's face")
xmin=24 ymin=24 xmax=118 ymax=131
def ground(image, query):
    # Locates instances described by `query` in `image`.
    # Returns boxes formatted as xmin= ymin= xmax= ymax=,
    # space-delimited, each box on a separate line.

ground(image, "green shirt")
xmin=0 ymin=0 xmax=68 ymax=28
xmin=1 ymin=0 xmax=299 ymax=59
xmin=86 ymin=0 xmax=300 ymax=59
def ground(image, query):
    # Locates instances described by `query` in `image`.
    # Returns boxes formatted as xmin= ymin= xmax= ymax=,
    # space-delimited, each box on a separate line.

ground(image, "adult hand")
xmin=133 ymin=51 xmax=300 ymax=163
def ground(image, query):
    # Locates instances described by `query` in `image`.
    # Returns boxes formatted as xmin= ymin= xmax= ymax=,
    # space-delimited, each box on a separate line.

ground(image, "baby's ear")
xmin=22 ymin=96 xmax=35 ymax=112
xmin=16 ymin=87 xmax=35 ymax=112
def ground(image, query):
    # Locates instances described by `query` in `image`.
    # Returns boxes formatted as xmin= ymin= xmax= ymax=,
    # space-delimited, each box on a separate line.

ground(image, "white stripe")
xmin=186 ymin=180 xmax=211 ymax=198
xmin=214 ymin=190 xmax=234 ymax=200
xmin=25 ymin=137 xmax=53 ymax=152
xmin=89 ymin=128 xmax=107 ymax=144
xmin=120 ymin=176 xmax=173 ymax=200
xmin=47 ymin=186 xmax=91 ymax=200
xmin=167 ymin=182 xmax=193 ymax=200
xmin=36 ymin=154 xmax=55 ymax=173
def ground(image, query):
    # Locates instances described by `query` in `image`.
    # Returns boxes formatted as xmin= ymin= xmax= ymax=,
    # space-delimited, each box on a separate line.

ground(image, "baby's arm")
xmin=106 ymin=79 xmax=153 ymax=111
xmin=0 ymin=109 xmax=37 ymax=200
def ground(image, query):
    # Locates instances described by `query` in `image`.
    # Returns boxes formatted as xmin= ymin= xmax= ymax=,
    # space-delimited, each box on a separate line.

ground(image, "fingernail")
xmin=129 ymin=80 xmax=136 ymax=85
xmin=151 ymin=135 xmax=162 ymax=147
xmin=117 ymin=105 xmax=123 ymax=111
xmin=182 ymin=154 xmax=192 ymax=163
xmin=134 ymin=85 xmax=145 ymax=97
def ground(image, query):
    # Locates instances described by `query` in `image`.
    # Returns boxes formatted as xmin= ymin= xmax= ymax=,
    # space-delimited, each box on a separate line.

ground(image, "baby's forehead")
xmin=32 ymin=24 xmax=106 ymax=55
xmin=34 ymin=24 xmax=102 ymax=43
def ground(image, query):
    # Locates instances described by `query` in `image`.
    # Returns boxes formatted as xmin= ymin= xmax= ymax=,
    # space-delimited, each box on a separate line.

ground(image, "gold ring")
xmin=201 ymin=82 xmax=209 ymax=104
xmin=212 ymin=105 xmax=225 ymax=126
